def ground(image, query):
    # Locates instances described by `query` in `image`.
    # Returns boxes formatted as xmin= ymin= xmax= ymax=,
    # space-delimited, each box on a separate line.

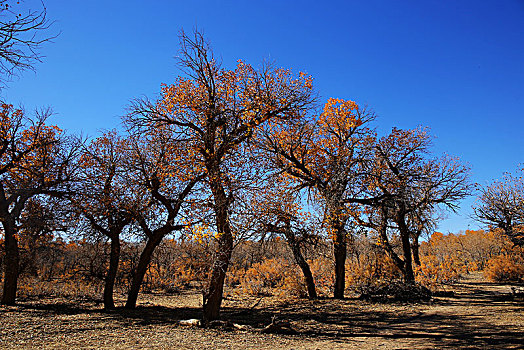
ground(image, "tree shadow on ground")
xmin=223 ymin=295 xmax=523 ymax=349
xmin=105 ymin=292 xmax=523 ymax=349
xmin=11 ymin=282 xmax=523 ymax=349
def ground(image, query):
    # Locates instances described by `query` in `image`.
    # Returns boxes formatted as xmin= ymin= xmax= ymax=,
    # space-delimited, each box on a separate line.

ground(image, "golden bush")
xmin=239 ymin=258 xmax=291 ymax=296
xmin=483 ymin=253 xmax=524 ymax=282
xmin=345 ymin=253 xmax=402 ymax=292
xmin=415 ymin=254 xmax=464 ymax=290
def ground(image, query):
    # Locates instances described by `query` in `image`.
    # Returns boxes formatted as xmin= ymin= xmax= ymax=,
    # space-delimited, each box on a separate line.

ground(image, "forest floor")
xmin=1 ymin=273 xmax=523 ymax=349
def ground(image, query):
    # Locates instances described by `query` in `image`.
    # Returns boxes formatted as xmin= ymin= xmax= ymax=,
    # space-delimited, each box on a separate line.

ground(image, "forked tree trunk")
xmin=1 ymin=218 xmax=19 ymax=305
xmin=125 ymin=235 xmax=163 ymax=309
xmin=377 ymin=209 xmax=405 ymax=272
xmin=397 ymin=216 xmax=415 ymax=283
xmin=103 ymin=235 xmax=121 ymax=310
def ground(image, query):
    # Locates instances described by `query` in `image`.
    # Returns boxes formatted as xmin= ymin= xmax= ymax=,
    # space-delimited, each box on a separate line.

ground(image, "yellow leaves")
xmin=0 ymin=106 xmax=65 ymax=186
xmin=318 ymin=98 xmax=362 ymax=132
xmin=185 ymin=223 xmax=220 ymax=244
xmin=414 ymin=254 xmax=463 ymax=288
xmin=299 ymin=71 xmax=314 ymax=89
xmin=483 ymin=252 xmax=524 ymax=282
xmin=154 ymin=53 xmax=315 ymax=159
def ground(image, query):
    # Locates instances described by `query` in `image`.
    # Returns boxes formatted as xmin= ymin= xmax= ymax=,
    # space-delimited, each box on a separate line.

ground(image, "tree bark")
xmin=203 ymin=175 xmax=233 ymax=323
xmin=203 ymin=229 xmax=233 ymax=323
xmin=103 ymin=235 xmax=120 ymax=310
xmin=412 ymin=235 xmax=421 ymax=266
xmin=377 ymin=215 xmax=405 ymax=272
xmin=333 ymin=229 xmax=347 ymax=299
xmin=125 ymin=235 xmax=162 ymax=309
xmin=287 ymin=236 xmax=317 ymax=299
xmin=1 ymin=217 xmax=19 ymax=305
xmin=396 ymin=215 xmax=415 ymax=283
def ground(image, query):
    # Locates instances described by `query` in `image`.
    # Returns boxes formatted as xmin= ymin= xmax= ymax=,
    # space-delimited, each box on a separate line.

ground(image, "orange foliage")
xmin=237 ymin=256 xmax=333 ymax=298
xmin=421 ymin=230 xmax=511 ymax=273
xmin=483 ymin=250 xmax=524 ymax=282
xmin=415 ymin=255 xmax=464 ymax=290
xmin=239 ymin=258 xmax=293 ymax=296
xmin=346 ymin=254 xmax=402 ymax=292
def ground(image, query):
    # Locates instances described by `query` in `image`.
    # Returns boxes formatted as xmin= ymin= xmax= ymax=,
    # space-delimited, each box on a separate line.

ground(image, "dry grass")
xmin=1 ymin=273 xmax=523 ymax=349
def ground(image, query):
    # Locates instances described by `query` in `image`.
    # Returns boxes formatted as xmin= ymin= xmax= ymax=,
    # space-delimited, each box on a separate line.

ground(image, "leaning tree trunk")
xmin=203 ymin=180 xmax=233 ymax=323
xmin=1 ymin=218 xmax=19 ymax=305
xmin=286 ymin=235 xmax=317 ymax=299
xmin=377 ymin=209 xmax=405 ymax=272
xmin=103 ymin=235 xmax=121 ymax=310
xmin=125 ymin=235 xmax=163 ymax=309
xmin=333 ymin=221 xmax=347 ymax=299
xmin=203 ymin=229 xmax=233 ymax=323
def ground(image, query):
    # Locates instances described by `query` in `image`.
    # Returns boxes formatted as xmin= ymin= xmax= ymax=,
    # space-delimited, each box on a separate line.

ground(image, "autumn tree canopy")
xmin=0 ymin=104 xmax=78 ymax=305
xmin=262 ymin=98 xmax=376 ymax=298
xmin=120 ymin=128 xmax=205 ymax=309
xmin=70 ymin=131 xmax=140 ymax=309
xmin=0 ymin=24 xmax=496 ymax=322
xmin=356 ymin=128 xmax=471 ymax=283
xmin=127 ymin=30 xmax=316 ymax=322
xmin=473 ymin=168 xmax=524 ymax=246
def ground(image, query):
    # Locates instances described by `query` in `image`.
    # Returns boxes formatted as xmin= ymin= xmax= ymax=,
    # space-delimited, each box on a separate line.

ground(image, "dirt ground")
xmin=1 ymin=273 xmax=523 ymax=349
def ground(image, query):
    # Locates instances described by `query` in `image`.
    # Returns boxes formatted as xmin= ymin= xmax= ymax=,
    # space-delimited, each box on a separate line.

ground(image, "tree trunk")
xmin=1 ymin=218 xmax=19 ymax=305
xmin=287 ymin=237 xmax=317 ymax=299
xmin=203 ymin=176 xmax=233 ymax=323
xmin=397 ymin=216 xmax=415 ymax=283
xmin=325 ymin=200 xmax=347 ymax=299
xmin=377 ymin=209 xmax=405 ymax=272
xmin=412 ymin=235 xmax=421 ymax=266
xmin=125 ymin=236 xmax=162 ymax=309
xmin=103 ymin=235 xmax=120 ymax=310
xmin=333 ymin=229 xmax=347 ymax=299
xmin=203 ymin=230 xmax=233 ymax=323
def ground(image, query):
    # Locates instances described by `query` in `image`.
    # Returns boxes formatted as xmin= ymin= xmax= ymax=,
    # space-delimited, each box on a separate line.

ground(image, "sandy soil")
xmin=1 ymin=273 xmax=523 ymax=349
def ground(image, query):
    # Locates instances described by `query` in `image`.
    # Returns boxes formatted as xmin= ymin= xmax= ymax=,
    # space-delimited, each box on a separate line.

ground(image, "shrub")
xmin=308 ymin=257 xmax=334 ymax=297
xmin=17 ymin=276 xmax=103 ymax=301
xmin=484 ymin=254 xmax=524 ymax=283
xmin=346 ymin=253 xmax=403 ymax=294
xmin=358 ymin=281 xmax=432 ymax=302
xmin=240 ymin=258 xmax=291 ymax=296
xmin=415 ymin=254 xmax=464 ymax=290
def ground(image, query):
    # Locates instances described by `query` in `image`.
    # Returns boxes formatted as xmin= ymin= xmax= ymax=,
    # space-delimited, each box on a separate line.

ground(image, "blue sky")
xmin=2 ymin=0 xmax=523 ymax=234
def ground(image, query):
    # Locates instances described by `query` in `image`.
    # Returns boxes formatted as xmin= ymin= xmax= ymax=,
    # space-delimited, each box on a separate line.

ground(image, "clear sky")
xmin=2 ymin=0 xmax=523 ymax=234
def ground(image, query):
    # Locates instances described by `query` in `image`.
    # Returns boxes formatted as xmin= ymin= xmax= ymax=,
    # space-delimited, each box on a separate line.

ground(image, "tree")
xmin=121 ymin=127 xmax=204 ymax=309
xmin=357 ymin=128 xmax=471 ymax=283
xmin=17 ymin=196 xmax=69 ymax=277
xmin=0 ymin=104 xmax=78 ymax=305
xmin=256 ymin=186 xmax=320 ymax=299
xmin=248 ymin=173 xmax=322 ymax=299
xmin=473 ymin=168 xmax=524 ymax=247
xmin=128 ymin=30 xmax=315 ymax=321
xmin=70 ymin=131 xmax=138 ymax=309
xmin=262 ymin=98 xmax=376 ymax=298
xmin=0 ymin=0 xmax=56 ymax=87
